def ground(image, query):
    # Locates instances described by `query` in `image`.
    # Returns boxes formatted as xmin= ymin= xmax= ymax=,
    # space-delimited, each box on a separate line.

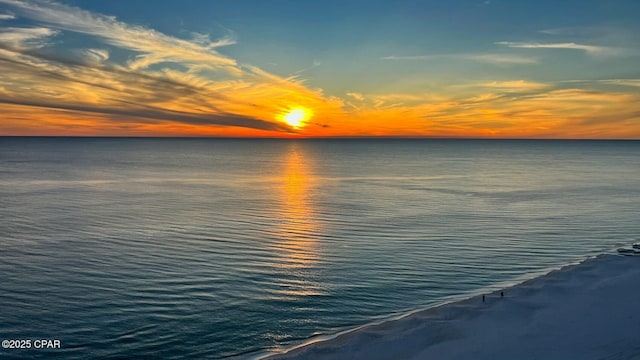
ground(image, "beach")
xmin=265 ymin=252 xmax=640 ymax=360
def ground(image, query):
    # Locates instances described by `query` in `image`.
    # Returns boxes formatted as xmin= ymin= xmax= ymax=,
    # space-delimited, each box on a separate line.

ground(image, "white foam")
xmin=262 ymin=253 xmax=640 ymax=360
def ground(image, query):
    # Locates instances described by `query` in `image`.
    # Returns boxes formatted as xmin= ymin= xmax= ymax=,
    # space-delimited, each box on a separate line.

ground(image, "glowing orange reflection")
xmin=267 ymin=143 xmax=327 ymax=298
xmin=272 ymin=142 xmax=322 ymax=274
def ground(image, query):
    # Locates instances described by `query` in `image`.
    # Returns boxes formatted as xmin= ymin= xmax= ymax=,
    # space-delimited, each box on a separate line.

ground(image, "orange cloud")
xmin=1 ymin=0 xmax=639 ymax=139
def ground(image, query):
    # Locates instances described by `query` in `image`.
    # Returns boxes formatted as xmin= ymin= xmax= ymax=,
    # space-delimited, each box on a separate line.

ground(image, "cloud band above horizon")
xmin=1 ymin=0 xmax=639 ymax=138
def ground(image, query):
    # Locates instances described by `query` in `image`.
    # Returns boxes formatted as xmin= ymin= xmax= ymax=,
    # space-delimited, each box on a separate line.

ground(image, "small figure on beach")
xmin=501 ymin=291 xmax=504 ymax=297
xmin=482 ymin=295 xmax=485 ymax=302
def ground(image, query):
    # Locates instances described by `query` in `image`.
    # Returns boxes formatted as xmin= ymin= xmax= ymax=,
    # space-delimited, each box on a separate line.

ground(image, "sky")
xmin=1 ymin=0 xmax=639 ymax=138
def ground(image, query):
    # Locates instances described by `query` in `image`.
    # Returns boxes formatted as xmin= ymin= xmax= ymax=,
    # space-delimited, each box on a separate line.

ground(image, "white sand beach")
xmin=265 ymin=252 xmax=640 ymax=360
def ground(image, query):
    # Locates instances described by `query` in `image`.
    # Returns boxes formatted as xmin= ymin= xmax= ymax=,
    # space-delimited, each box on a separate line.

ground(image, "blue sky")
xmin=1 ymin=0 xmax=639 ymax=137
xmin=67 ymin=0 xmax=640 ymax=91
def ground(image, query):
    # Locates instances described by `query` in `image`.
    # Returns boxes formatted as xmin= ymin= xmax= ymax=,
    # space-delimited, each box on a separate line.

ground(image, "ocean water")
xmin=1 ymin=138 xmax=639 ymax=359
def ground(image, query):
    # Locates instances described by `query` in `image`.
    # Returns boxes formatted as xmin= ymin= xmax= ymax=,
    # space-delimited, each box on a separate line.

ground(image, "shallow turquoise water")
xmin=1 ymin=138 xmax=639 ymax=358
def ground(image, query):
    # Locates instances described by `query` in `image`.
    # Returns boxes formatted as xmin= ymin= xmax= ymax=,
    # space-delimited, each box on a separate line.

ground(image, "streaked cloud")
xmin=333 ymin=79 xmax=640 ymax=138
xmin=382 ymin=54 xmax=433 ymax=60
xmin=0 ymin=0 xmax=238 ymax=71
xmin=382 ymin=53 xmax=536 ymax=64
xmin=496 ymin=41 xmax=620 ymax=56
xmin=0 ymin=12 xmax=14 ymax=20
xmin=0 ymin=26 xmax=56 ymax=49
xmin=0 ymin=0 xmax=345 ymax=134
xmin=80 ymin=48 xmax=109 ymax=65
xmin=0 ymin=0 xmax=638 ymax=139
xmin=467 ymin=54 xmax=537 ymax=64
xmin=591 ymin=79 xmax=640 ymax=88
xmin=479 ymin=80 xmax=548 ymax=91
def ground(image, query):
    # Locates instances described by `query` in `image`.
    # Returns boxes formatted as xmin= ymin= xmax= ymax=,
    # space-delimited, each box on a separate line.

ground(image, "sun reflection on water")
xmin=275 ymin=143 xmax=320 ymax=267
xmin=269 ymin=142 xmax=326 ymax=297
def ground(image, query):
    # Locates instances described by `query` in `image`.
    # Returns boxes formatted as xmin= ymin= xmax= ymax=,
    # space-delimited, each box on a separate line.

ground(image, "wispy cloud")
xmin=346 ymin=92 xmax=364 ymax=101
xmin=496 ymin=41 xmax=620 ymax=56
xmin=0 ymin=0 xmax=238 ymax=71
xmin=597 ymin=79 xmax=640 ymax=88
xmin=338 ymin=79 xmax=640 ymax=138
xmin=467 ymin=54 xmax=537 ymax=64
xmin=478 ymin=80 xmax=548 ymax=91
xmin=0 ymin=12 xmax=15 ymax=20
xmin=80 ymin=48 xmax=109 ymax=65
xmin=538 ymin=28 xmax=582 ymax=36
xmin=0 ymin=26 xmax=56 ymax=49
xmin=0 ymin=0 xmax=346 ymax=135
xmin=382 ymin=53 xmax=536 ymax=64
xmin=559 ymin=79 xmax=640 ymax=90
xmin=382 ymin=54 xmax=433 ymax=60
xmin=0 ymin=0 xmax=638 ymax=138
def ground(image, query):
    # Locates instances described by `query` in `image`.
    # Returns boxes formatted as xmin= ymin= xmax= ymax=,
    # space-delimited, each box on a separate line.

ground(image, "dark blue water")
xmin=1 ymin=138 xmax=639 ymax=359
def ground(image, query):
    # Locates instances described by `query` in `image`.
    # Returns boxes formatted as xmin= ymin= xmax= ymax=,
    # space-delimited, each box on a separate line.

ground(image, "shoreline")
xmin=261 ymin=250 xmax=640 ymax=360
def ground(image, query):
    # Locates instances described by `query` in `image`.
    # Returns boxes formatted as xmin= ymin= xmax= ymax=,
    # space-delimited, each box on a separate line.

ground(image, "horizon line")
xmin=1 ymin=135 xmax=639 ymax=141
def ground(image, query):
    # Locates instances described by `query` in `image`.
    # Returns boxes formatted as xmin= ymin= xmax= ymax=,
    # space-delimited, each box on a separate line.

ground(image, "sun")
xmin=282 ymin=108 xmax=310 ymax=129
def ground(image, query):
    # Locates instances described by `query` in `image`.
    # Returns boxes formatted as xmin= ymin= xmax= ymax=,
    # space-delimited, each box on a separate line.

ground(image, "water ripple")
xmin=1 ymin=138 xmax=639 ymax=359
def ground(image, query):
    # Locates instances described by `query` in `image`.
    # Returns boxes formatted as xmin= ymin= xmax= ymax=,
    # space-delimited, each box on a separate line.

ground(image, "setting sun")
xmin=282 ymin=109 xmax=310 ymax=129
xmin=1 ymin=0 xmax=639 ymax=139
